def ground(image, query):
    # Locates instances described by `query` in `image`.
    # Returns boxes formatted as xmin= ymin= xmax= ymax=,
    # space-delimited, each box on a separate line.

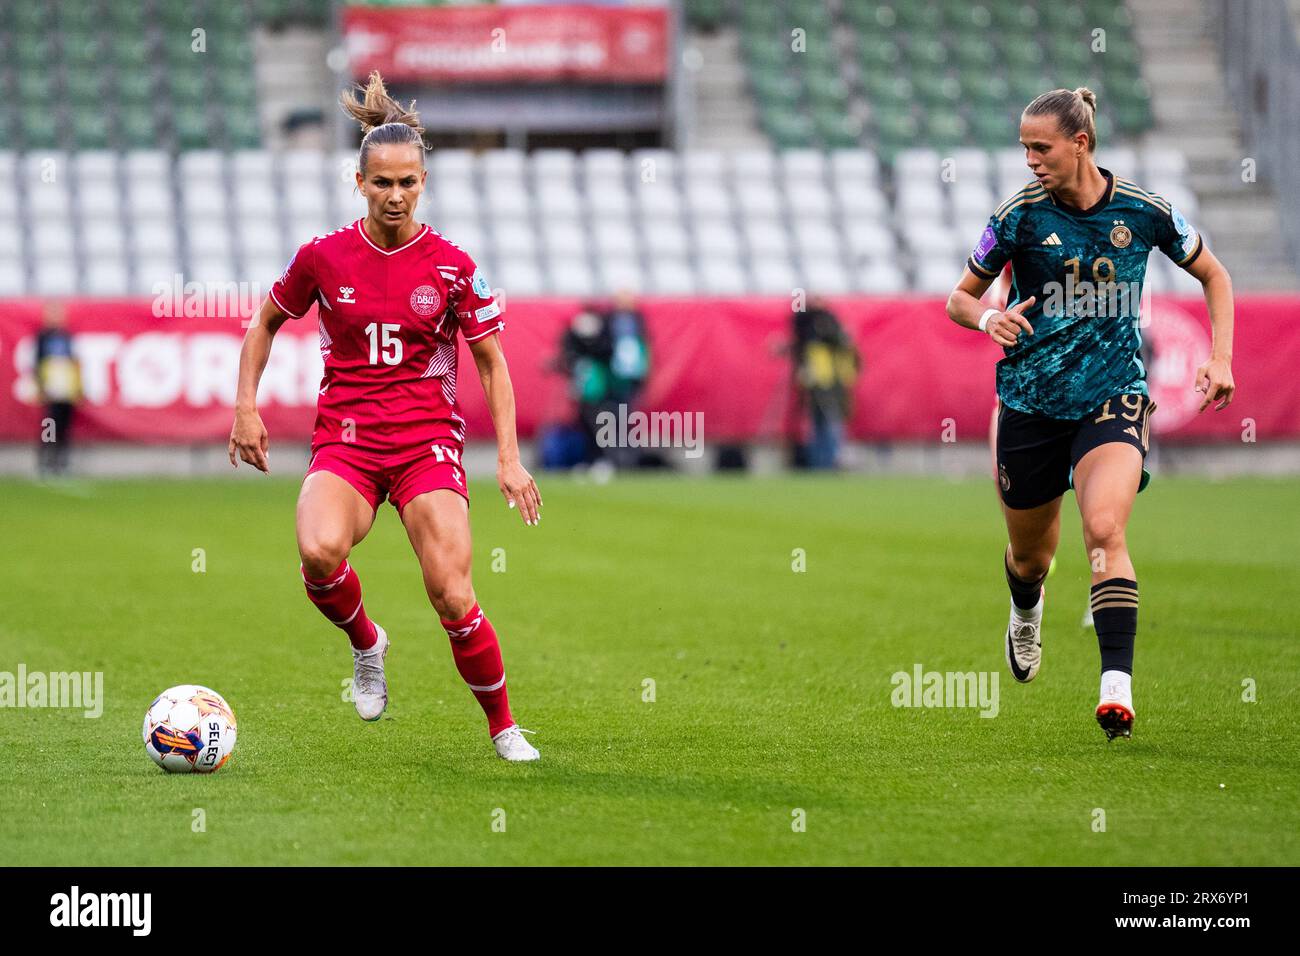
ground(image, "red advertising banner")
xmin=0 ymin=296 xmax=1293 ymax=446
xmin=342 ymin=4 xmax=670 ymax=84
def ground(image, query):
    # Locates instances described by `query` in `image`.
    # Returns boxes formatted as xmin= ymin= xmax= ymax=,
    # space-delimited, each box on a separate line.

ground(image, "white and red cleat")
xmin=1096 ymin=670 xmax=1135 ymax=741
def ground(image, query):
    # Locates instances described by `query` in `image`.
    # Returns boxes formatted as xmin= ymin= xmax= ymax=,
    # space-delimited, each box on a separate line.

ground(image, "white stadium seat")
xmin=0 ymin=259 xmax=25 ymax=295
xmin=598 ymin=257 xmax=644 ymax=294
xmin=749 ymin=255 xmax=798 ymax=294
xmin=85 ymin=258 xmax=130 ymax=296
xmin=649 ymin=258 xmax=696 ymax=294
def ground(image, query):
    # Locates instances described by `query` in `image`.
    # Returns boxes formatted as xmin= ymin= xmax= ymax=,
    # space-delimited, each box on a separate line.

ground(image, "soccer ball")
xmin=142 ymin=685 xmax=237 ymax=773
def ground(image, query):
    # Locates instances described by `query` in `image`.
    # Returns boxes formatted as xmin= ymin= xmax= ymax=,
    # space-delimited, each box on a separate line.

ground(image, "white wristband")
xmin=978 ymin=308 xmax=999 ymax=333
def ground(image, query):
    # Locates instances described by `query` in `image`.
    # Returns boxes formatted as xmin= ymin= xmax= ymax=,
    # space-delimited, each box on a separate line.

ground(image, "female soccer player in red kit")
xmin=228 ymin=72 xmax=543 ymax=761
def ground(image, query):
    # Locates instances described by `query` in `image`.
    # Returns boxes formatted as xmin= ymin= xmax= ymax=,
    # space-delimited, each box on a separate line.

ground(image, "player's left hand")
xmin=499 ymin=458 xmax=542 ymax=526
xmin=1194 ymin=355 xmax=1235 ymax=412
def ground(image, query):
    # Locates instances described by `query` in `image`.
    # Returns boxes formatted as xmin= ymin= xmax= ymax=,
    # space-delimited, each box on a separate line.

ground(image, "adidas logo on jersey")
xmin=1124 ymin=426 xmax=1140 ymax=440
xmin=1041 ymin=233 xmax=1062 ymax=246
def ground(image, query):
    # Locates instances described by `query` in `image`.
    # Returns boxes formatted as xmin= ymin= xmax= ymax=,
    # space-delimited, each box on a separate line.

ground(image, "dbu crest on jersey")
xmin=410 ymin=285 xmax=441 ymax=316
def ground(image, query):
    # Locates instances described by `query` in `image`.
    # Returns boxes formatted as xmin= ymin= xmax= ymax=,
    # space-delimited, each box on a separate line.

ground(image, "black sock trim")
xmin=1005 ymin=555 xmax=1047 ymax=610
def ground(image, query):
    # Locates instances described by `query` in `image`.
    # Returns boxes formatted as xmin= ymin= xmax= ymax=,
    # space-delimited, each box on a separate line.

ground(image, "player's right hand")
xmin=229 ymin=407 xmax=270 ymax=473
xmin=985 ymin=296 xmax=1036 ymax=347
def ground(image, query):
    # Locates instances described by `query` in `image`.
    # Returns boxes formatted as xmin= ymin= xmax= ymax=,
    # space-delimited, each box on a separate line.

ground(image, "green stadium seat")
xmin=21 ymin=109 xmax=61 ymax=149
xmin=112 ymin=36 xmax=152 ymax=71
xmin=116 ymin=71 xmax=155 ymax=107
xmin=174 ymin=111 xmax=211 ymax=150
xmin=954 ymin=35 xmax=996 ymax=71
xmin=117 ymin=108 xmax=157 ymax=145
xmin=765 ymin=109 xmax=815 ymax=149
xmin=73 ymin=109 xmax=111 ymax=150
xmin=924 ymin=109 xmax=969 ymax=148
xmin=814 ymin=109 xmax=863 ymax=149
xmin=990 ymin=3 xmax=1041 ymax=32
xmin=685 ymin=0 xmax=727 ymax=32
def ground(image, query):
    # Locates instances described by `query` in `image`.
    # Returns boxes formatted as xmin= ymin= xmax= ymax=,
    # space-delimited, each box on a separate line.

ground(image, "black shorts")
xmin=996 ymin=393 xmax=1156 ymax=510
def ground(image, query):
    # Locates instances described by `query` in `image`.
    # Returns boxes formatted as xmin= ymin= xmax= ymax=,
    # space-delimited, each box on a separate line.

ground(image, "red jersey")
xmin=270 ymin=219 xmax=503 ymax=453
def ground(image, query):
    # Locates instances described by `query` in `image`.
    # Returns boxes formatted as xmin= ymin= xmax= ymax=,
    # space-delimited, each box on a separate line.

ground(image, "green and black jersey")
xmin=969 ymin=168 xmax=1203 ymax=419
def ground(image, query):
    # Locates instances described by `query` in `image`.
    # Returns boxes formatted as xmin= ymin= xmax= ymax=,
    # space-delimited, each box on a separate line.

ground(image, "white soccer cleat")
xmin=351 ymin=624 xmax=389 ymax=722
xmin=1005 ymin=590 xmax=1044 ymax=683
xmin=492 ymin=725 xmax=540 ymax=762
xmin=1096 ymin=670 xmax=1135 ymax=741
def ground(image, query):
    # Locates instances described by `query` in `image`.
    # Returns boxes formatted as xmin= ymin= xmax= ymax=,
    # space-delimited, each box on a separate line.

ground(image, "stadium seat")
xmin=785 ymin=181 xmax=834 ymax=220
xmin=693 ymin=221 xmax=742 ymax=259
xmin=914 ymin=256 xmax=967 ymax=294
xmin=735 ymin=181 xmax=783 ymax=220
xmin=0 ymin=259 xmax=26 ymax=296
xmin=498 ymin=258 xmax=545 ymax=296
xmin=699 ymin=256 xmax=750 ymax=294
xmin=85 ymin=258 xmax=130 ymax=296
xmin=541 ymin=221 xmax=590 ymax=259
xmin=0 ymin=221 xmax=23 ymax=259
xmin=482 ymin=148 xmax=526 ymax=178
xmin=801 ymin=258 xmax=851 ymax=294
xmin=649 ymin=258 xmax=697 ymax=294
xmin=591 ymin=221 xmax=640 ymax=259
xmin=843 ymin=220 xmax=898 ymax=259
xmin=683 ymin=150 xmax=726 ymax=182
xmin=636 ymin=180 xmax=683 ymax=221
xmin=532 ymin=149 xmax=577 ymax=181
xmin=432 ymin=179 xmax=479 ymax=220
xmin=642 ymin=220 xmax=689 ymax=257
xmin=598 ymin=257 xmax=644 ymax=294
xmin=431 ymin=149 xmax=475 ymax=180
xmin=82 ymin=220 xmax=127 ymax=259
xmin=857 ymin=259 xmax=908 ymax=294
xmin=749 ymin=255 xmax=799 ymax=294
xmin=537 ymin=182 xmax=583 ymax=220
xmin=684 ymin=180 xmax=734 ymax=219
xmin=743 ymin=220 xmax=792 ymax=259
xmin=547 ymin=257 xmax=596 ymax=296
xmin=34 ymin=259 xmax=78 ymax=295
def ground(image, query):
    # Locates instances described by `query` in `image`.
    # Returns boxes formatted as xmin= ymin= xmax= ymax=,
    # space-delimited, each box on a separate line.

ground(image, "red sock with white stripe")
xmin=301 ymin=561 xmax=377 ymax=650
xmin=440 ymin=603 xmax=513 ymax=737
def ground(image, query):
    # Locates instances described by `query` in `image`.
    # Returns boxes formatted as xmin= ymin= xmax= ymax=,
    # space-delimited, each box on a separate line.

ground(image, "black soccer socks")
xmin=1005 ymin=554 xmax=1048 ymax=610
xmin=1091 ymin=578 xmax=1138 ymax=674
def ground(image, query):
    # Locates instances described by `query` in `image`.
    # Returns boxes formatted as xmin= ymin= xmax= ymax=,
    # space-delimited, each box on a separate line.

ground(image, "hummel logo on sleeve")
xmin=338 ymin=286 xmax=356 ymax=304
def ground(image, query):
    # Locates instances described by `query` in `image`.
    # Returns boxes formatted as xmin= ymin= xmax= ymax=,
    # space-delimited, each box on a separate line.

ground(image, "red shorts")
xmin=306 ymin=442 xmax=469 ymax=515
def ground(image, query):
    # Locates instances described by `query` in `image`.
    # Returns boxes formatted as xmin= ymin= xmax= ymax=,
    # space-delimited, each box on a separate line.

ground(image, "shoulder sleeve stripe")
xmin=967 ymin=257 xmax=1000 ymax=279
xmin=996 ymin=191 xmax=1048 ymax=222
xmin=993 ymin=183 xmax=1046 ymax=219
xmin=1115 ymin=181 xmax=1172 ymax=214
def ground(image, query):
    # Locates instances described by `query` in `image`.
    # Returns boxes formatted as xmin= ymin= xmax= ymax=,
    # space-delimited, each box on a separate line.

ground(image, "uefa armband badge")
xmin=973 ymin=225 xmax=998 ymax=263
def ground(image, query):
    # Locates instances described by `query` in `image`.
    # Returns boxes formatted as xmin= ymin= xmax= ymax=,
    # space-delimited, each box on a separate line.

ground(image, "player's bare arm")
xmin=229 ymin=297 xmax=292 ymax=473
xmin=470 ymin=332 xmax=542 ymax=526
xmin=1183 ymin=245 xmax=1236 ymax=411
xmin=946 ymin=268 xmax=1037 ymax=348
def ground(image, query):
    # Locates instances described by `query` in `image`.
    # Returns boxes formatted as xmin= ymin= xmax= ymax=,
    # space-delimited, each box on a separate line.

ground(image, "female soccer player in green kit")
xmin=946 ymin=88 xmax=1236 ymax=740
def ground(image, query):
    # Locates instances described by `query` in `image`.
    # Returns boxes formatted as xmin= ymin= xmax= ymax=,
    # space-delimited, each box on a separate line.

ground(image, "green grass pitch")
xmin=2 ymin=473 xmax=1297 ymax=865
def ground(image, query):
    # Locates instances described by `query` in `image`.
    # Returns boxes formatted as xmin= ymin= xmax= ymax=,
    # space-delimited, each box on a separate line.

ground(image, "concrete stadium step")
xmin=1129 ymin=0 xmax=1300 ymax=290
xmin=683 ymin=27 xmax=767 ymax=149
